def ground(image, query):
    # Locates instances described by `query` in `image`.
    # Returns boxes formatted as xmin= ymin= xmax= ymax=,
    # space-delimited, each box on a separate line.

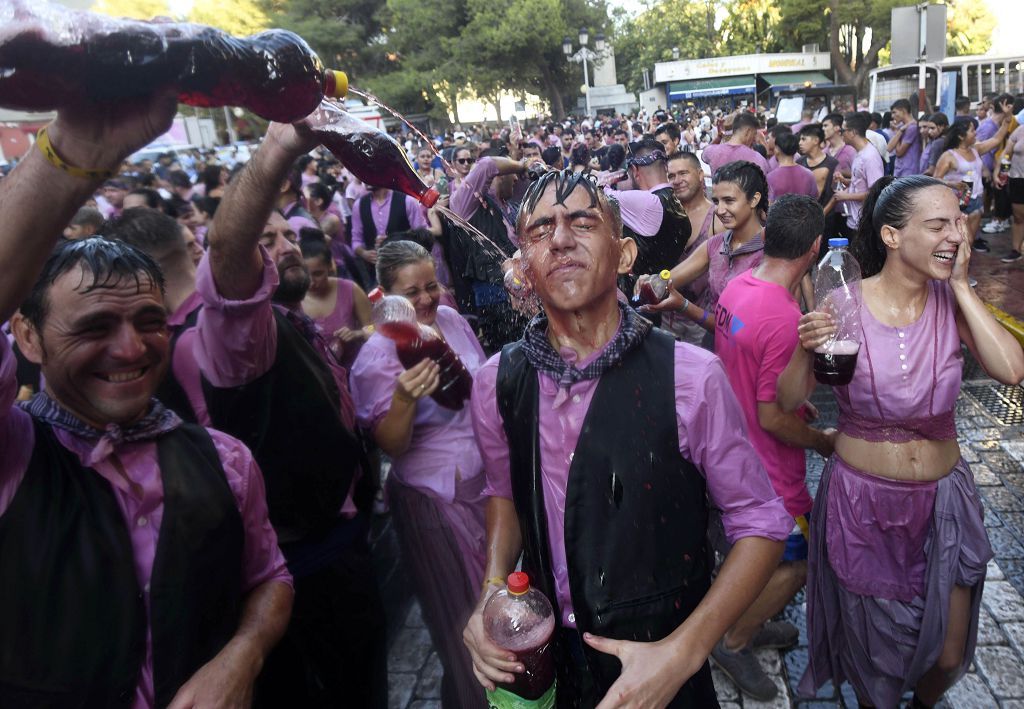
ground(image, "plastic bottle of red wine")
xmin=813 ymin=238 xmax=862 ymax=386
xmin=368 ymin=291 xmax=472 ymax=410
xmin=482 ymin=572 xmax=557 ymax=708
xmin=0 ymin=0 xmax=346 ymax=122
xmin=307 ymin=100 xmax=440 ymax=208
xmin=632 ymin=269 xmax=672 ymax=307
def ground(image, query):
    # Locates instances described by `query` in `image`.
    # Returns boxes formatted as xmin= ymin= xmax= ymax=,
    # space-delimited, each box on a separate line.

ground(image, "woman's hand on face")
xmin=950 ymin=218 xmax=973 ymax=287
xmin=797 ymin=311 xmax=836 ymax=352
xmin=394 ymin=359 xmax=440 ymax=404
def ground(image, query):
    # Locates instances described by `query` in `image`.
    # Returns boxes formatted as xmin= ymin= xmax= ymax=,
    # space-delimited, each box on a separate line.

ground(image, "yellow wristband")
xmin=484 ymin=576 xmax=505 ymax=589
xmin=35 ymin=125 xmax=117 ymax=181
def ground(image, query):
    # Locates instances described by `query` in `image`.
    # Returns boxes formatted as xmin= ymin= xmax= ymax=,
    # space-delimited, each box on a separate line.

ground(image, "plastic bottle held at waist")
xmin=0 ymin=0 xmax=347 ymax=123
xmin=812 ymin=237 xmax=862 ymax=387
xmin=483 ymin=572 xmax=557 ymax=708
xmin=368 ymin=292 xmax=472 ymax=410
xmin=307 ymin=100 xmax=439 ymax=208
xmin=963 ymin=169 xmax=975 ymax=195
xmin=632 ymin=270 xmax=673 ymax=307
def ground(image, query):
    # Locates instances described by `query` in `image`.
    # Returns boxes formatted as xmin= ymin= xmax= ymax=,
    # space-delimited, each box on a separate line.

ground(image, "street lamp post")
xmin=563 ymin=28 xmax=606 ymax=118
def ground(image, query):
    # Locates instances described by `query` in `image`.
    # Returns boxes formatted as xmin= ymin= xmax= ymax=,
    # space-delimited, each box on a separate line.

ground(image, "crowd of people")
xmin=1 ymin=79 xmax=1024 ymax=709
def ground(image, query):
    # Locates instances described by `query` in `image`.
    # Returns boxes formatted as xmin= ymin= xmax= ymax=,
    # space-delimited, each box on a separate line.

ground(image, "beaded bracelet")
xmin=36 ymin=125 xmax=117 ymax=181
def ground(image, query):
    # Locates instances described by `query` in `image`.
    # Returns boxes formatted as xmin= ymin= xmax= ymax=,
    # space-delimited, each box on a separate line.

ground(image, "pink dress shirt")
xmin=350 ymin=192 xmax=429 ymax=251
xmin=471 ymin=321 xmax=791 ymax=627
xmin=0 ymin=337 xmax=291 ymax=709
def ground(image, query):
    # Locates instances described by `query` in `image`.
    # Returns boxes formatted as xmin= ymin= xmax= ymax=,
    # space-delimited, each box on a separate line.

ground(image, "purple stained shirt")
xmin=846 ymin=145 xmax=885 ymax=231
xmin=349 ymin=305 xmax=486 ymax=502
xmin=471 ymin=320 xmax=791 ymax=627
xmin=603 ymin=182 xmax=670 ymax=237
xmin=350 ymin=191 xmax=429 ymax=251
xmin=701 ymin=142 xmax=771 ymax=178
xmin=705 ymin=230 xmax=765 ymax=305
xmin=976 ymin=117 xmax=1000 ymax=171
xmin=767 ymin=164 xmax=819 ymax=202
xmin=828 ymin=143 xmax=856 ymax=176
xmin=893 ymin=122 xmax=923 ymax=177
xmin=0 ymin=336 xmax=291 ymax=709
xmin=450 ymin=156 xmax=519 ymax=248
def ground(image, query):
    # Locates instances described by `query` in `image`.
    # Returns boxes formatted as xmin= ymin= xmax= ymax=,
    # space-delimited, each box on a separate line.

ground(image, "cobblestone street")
xmin=376 ymin=220 xmax=1024 ymax=708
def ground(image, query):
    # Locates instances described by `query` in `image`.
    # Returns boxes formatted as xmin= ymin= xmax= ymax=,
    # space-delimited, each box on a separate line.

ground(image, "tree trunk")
xmin=829 ymin=0 xmax=855 ymax=85
xmin=541 ymin=65 xmax=566 ymax=119
xmin=493 ymin=99 xmax=502 ymax=123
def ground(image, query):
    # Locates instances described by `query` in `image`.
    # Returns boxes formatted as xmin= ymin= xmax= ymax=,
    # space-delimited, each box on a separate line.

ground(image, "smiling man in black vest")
xmin=463 ymin=170 xmax=792 ymax=707
xmin=0 ymin=96 xmax=292 ymax=708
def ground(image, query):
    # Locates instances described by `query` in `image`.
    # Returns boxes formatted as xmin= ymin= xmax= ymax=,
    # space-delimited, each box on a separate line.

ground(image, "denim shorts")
xmin=962 ymin=195 xmax=983 ymax=215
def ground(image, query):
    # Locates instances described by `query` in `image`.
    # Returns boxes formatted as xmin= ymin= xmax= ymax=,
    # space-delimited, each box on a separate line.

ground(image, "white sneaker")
xmin=983 ymin=219 xmax=1009 ymax=233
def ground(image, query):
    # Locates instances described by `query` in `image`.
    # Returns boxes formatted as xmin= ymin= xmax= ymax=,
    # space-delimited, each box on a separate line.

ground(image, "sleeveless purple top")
xmin=835 ymin=280 xmax=961 ymax=442
xmin=705 ymin=229 xmax=765 ymax=305
xmin=314 ymin=278 xmax=358 ymax=336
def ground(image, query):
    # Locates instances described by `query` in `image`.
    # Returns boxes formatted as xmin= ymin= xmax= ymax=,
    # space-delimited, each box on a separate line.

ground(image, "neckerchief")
xmin=520 ymin=301 xmax=651 ymax=389
xmin=20 ymin=391 xmax=182 ymax=466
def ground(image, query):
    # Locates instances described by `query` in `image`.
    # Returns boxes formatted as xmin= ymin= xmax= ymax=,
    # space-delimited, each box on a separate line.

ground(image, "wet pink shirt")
xmin=472 ymin=320 xmax=791 ymax=627
xmin=705 ymin=230 xmax=765 ymax=305
xmin=701 ymin=143 xmax=770 ymax=178
xmin=0 ymin=337 xmax=291 ymax=709
xmin=605 ymin=182 xmax=672 ymax=237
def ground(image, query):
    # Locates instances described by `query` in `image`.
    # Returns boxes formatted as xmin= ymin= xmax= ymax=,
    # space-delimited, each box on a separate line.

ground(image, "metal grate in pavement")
xmin=962 ymin=382 xmax=1024 ymax=427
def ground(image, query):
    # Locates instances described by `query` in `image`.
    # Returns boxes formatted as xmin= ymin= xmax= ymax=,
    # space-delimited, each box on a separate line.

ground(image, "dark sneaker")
xmin=973 ymin=238 xmax=990 ymax=253
xmin=751 ymin=620 xmax=799 ymax=650
xmin=1002 ymin=250 xmax=1022 ymax=263
xmin=711 ymin=638 xmax=778 ymax=701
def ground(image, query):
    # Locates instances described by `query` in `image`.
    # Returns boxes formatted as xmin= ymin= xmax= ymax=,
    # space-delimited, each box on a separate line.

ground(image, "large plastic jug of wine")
xmin=306 ymin=100 xmax=439 ymax=208
xmin=482 ymin=572 xmax=557 ymax=709
xmin=812 ymin=237 xmax=862 ymax=386
xmin=369 ymin=291 xmax=472 ymax=410
xmin=0 ymin=0 xmax=346 ymax=122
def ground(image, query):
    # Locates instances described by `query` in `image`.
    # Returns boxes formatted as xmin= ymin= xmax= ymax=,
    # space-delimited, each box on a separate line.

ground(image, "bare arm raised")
xmin=0 ymin=93 xmax=176 ymax=323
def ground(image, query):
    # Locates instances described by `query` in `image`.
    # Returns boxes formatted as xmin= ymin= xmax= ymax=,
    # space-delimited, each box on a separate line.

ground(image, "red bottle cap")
xmin=420 ymin=187 xmax=440 ymax=208
xmin=507 ymin=571 xmax=530 ymax=595
xmin=367 ymin=287 xmax=384 ymax=303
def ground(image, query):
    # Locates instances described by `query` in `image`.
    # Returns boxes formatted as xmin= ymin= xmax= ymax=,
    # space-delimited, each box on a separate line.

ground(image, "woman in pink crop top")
xmin=299 ymin=236 xmax=372 ymax=366
xmin=779 ymin=175 xmax=1024 ymax=708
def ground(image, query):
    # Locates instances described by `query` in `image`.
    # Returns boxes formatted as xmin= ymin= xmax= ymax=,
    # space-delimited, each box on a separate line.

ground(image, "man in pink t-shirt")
xmin=701 ymin=112 xmax=770 ymax=179
xmin=711 ymin=194 xmax=837 ymax=697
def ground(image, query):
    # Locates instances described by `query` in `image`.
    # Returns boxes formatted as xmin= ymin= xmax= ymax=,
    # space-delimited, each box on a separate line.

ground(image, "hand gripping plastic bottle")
xmin=631 ymin=270 xmax=672 ymax=307
xmin=306 ymin=100 xmax=439 ymax=208
xmin=368 ymin=291 xmax=472 ymax=410
xmin=0 ymin=0 xmax=346 ymax=123
xmin=482 ymin=572 xmax=557 ymax=709
xmin=812 ymin=237 xmax=862 ymax=386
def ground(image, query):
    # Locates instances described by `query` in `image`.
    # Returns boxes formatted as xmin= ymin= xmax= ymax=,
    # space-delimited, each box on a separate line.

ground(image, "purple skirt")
xmin=799 ymin=456 xmax=993 ymax=707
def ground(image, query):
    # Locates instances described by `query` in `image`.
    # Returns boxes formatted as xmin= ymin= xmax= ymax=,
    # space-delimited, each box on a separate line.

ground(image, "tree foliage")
xmin=945 ymin=0 xmax=995 ymax=57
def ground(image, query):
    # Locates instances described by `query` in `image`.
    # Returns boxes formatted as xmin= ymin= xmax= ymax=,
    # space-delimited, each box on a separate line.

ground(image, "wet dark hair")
xmin=775 ymin=131 xmax=800 ymax=157
xmin=383 ymin=227 xmax=436 ymax=252
xmin=298 ymin=228 xmax=332 ymax=265
xmin=516 ymin=169 xmax=622 ymax=238
xmin=167 ymin=170 xmax=192 ymax=190
xmin=930 ymin=112 xmax=950 ymax=128
xmin=201 ymin=164 xmax=225 ymax=194
xmin=126 ymin=187 xmax=163 ymax=210
xmin=541 ymin=146 xmax=562 ymax=167
xmin=942 ymin=120 xmax=972 ymax=153
xmin=955 ymin=95 xmax=971 ymax=112
xmin=195 ymin=196 xmax=219 ymax=218
xmin=654 ymin=122 xmax=681 ymax=142
xmin=376 ymin=240 xmax=433 ymax=291
xmin=570 ymin=143 xmax=590 ymax=168
xmin=764 ymin=195 xmax=824 ymax=259
xmin=604 ymin=143 xmax=626 ymax=171
xmin=712 ymin=160 xmax=768 ymax=221
xmin=890 ymin=98 xmax=912 ymax=113
xmin=306 ymin=182 xmax=334 ymax=209
xmin=843 ymin=112 xmax=868 ymax=138
xmin=798 ymin=124 xmax=825 ymax=144
xmin=823 ymin=112 xmax=844 ymax=128
xmin=105 ymin=207 xmax=186 ymax=264
xmin=732 ymin=112 xmax=759 ymax=133
xmin=667 ymin=150 xmax=702 ymax=171
xmin=70 ymin=206 xmax=105 ymax=229
xmin=20 ymin=236 xmax=165 ymax=330
xmin=854 ymin=175 xmax=946 ymax=277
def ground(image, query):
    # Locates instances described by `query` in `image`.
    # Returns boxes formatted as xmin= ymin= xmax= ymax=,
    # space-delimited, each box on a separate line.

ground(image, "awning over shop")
xmin=668 ymin=75 xmax=756 ymax=100
xmin=763 ymin=71 xmax=834 ymax=92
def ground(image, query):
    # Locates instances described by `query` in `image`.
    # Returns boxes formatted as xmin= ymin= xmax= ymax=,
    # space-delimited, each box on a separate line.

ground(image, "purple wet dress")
xmin=799 ymin=280 xmax=993 ymax=707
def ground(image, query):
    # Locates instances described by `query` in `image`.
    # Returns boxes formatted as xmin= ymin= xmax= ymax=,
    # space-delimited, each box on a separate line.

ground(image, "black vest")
xmin=0 ymin=420 xmax=243 ymax=709
xmin=496 ymin=329 xmax=717 ymax=707
xmin=358 ymin=192 xmax=411 ymax=240
xmin=461 ymin=194 xmax=516 ymax=284
xmin=202 ymin=308 xmax=360 ymax=542
xmin=623 ymin=187 xmax=691 ymax=277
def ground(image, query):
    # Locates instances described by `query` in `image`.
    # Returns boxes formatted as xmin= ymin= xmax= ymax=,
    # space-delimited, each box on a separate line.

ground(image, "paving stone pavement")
xmin=381 ymin=354 xmax=1024 ymax=707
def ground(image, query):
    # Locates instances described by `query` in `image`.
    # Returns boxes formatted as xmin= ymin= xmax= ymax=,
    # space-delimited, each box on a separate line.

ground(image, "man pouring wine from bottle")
xmin=464 ymin=169 xmax=793 ymax=707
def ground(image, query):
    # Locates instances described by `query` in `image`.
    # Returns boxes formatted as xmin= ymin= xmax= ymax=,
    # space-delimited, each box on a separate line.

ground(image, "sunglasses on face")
xmin=456 ymin=158 xmax=476 ymax=165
